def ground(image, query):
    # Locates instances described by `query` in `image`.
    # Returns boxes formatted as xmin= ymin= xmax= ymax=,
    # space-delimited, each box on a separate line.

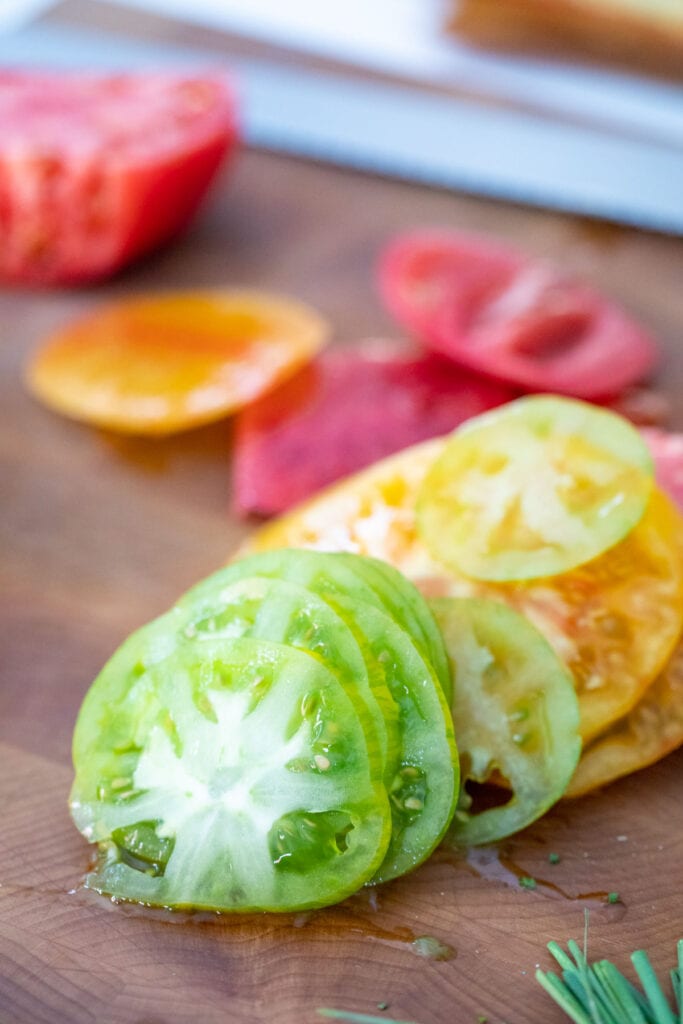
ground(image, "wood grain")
xmin=2 ymin=16 xmax=683 ymax=1021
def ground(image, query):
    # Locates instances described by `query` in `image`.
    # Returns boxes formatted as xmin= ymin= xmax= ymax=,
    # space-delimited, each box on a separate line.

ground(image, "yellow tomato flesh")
xmin=26 ymin=291 xmax=329 ymax=435
xmin=566 ymin=640 xmax=683 ymax=797
xmin=416 ymin=396 xmax=654 ymax=582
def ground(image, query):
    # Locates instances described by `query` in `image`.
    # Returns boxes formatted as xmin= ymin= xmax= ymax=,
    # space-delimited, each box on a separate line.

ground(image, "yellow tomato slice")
xmin=26 ymin=291 xmax=329 ymax=435
xmin=244 ymin=440 xmax=683 ymax=745
xmin=566 ymin=642 xmax=683 ymax=797
xmin=417 ymin=396 xmax=654 ymax=582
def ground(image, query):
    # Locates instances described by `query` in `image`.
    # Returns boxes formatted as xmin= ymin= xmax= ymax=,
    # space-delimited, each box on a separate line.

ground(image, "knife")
xmin=2 ymin=17 xmax=683 ymax=236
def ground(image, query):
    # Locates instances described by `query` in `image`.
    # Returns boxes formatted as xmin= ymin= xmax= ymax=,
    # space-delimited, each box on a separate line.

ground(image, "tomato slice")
xmin=566 ymin=640 xmax=683 ymax=798
xmin=430 ymin=598 xmax=580 ymax=845
xmin=0 ymin=71 xmax=237 ymax=285
xmin=186 ymin=549 xmax=459 ymax=883
xmin=333 ymin=553 xmax=452 ymax=704
xmin=176 ymin=574 xmax=398 ymax=775
xmin=71 ymin=637 xmax=391 ymax=911
xmin=417 ymin=396 xmax=654 ymax=582
xmin=378 ymin=230 xmax=658 ymax=398
xmin=319 ymin=596 xmax=458 ymax=883
xmin=26 ymin=291 xmax=329 ymax=435
xmin=641 ymin=428 xmax=683 ymax=512
xmin=233 ymin=342 xmax=513 ymax=516
xmin=244 ymin=441 xmax=683 ymax=745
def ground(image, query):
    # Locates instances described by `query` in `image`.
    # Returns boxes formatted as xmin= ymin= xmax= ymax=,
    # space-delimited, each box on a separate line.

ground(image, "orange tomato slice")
xmin=243 ymin=439 xmax=683 ymax=745
xmin=26 ymin=291 xmax=329 ymax=435
xmin=566 ymin=642 xmax=683 ymax=797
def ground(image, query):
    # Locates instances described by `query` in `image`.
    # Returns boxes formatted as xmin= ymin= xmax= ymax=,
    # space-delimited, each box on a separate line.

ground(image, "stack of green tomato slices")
xmin=71 ymin=396 xmax=675 ymax=913
xmin=71 ymin=549 xmax=461 ymax=911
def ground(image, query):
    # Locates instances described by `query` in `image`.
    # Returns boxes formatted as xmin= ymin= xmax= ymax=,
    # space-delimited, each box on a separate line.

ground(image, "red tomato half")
xmin=0 ymin=71 xmax=238 ymax=285
xmin=233 ymin=342 xmax=514 ymax=516
xmin=642 ymin=428 xmax=683 ymax=512
xmin=378 ymin=230 xmax=658 ymax=398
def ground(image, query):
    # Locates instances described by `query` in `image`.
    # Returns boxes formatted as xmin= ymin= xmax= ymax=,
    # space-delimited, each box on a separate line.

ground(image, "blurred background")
xmin=4 ymin=0 xmax=683 ymax=233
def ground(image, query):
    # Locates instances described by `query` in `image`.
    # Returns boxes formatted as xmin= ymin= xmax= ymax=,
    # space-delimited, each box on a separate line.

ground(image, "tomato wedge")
xmin=0 ymin=71 xmax=237 ymax=285
xmin=244 ymin=439 xmax=683 ymax=745
xmin=233 ymin=343 xmax=513 ymax=516
xmin=26 ymin=291 xmax=329 ymax=435
xmin=567 ymin=640 xmax=683 ymax=798
xmin=378 ymin=230 xmax=658 ymax=398
xmin=71 ymin=637 xmax=392 ymax=911
xmin=431 ymin=598 xmax=580 ymax=845
xmin=417 ymin=396 xmax=654 ymax=582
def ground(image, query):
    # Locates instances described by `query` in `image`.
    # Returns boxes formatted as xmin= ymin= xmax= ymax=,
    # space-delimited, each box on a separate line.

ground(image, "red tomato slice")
xmin=378 ymin=230 xmax=658 ymax=398
xmin=0 ymin=71 xmax=238 ymax=285
xmin=642 ymin=428 xmax=683 ymax=512
xmin=233 ymin=342 xmax=515 ymax=516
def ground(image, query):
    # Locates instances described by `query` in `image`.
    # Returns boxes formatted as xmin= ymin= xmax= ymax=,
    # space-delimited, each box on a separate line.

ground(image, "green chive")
xmin=606 ymin=893 xmax=620 ymax=905
xmin=519 ymin=876 xmax=537 ymax=890
xmin=549 ymin=853 xmax=561 ymax=865
xmin=631 ymin=951 xmax=677 ymax=1024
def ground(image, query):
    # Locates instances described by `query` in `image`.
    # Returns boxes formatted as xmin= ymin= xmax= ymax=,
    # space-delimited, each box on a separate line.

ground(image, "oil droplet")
xmin=439 ymin=845 xmax=628 ymax=920
xmin=411 ymin=935 xmax=456 ymax=961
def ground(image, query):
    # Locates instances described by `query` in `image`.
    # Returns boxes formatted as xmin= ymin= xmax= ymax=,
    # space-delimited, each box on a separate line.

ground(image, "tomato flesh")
xmin=233 ymin=343 xmax=513 ymax=516
xmin=431 ymin=598 xmax=580 ymax=845
xmin=71 ymin=637 xmax=391 ymax=911
xmin=176 ymin=574 xmax=397 ymax=774
xmin=417 ymin=396 xmax=654 ymax=582
xmin=26 ymin=291 xmax=329 ymax=435
xmin=0 ymin=72 xmax=238 ymax=285
xmin=378 ymin=230 xmax=658 ymax=398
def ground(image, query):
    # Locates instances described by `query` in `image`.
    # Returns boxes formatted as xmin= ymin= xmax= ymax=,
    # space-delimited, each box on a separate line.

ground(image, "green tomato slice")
xmin=323 ymin=595 xmax=458 ymax=884
xmin=70 ymin=637 xmax=391 ymax=911
xmin=186 ymin=548 xmax=449 ymax=692
xmin=184 ymin=551 xmax=458 ymax=883
xmin=176 ymin=574 xmax=398 ymax=776
xmin=430 ymin=597 xmax=581 ymax=846
xmin=417 ymin=395 xmax=654 ymax=581
xmin=333 ymin=553 xmax=452 ymax=703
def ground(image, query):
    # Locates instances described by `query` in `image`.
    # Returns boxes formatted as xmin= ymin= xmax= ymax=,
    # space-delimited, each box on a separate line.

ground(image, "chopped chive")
xmin=519 ymin=876 xmax=537 ymax=890
xmin=631 ymin=950 xmax=677 ymax=1024
xmin=606 ymin=893 xmax=620 ymax=905
xmin=377 ymin=1004 xmax=389 ymax=1012
xmin=549 ymin=852 xmax=561 ymax=865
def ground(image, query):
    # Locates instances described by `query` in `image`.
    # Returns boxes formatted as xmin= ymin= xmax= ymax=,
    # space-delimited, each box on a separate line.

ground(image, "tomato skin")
xmin=0 ymin=72 xmax=238 ymax=285
xmin=233 ymin=342 xmax=514 ymax=517
xmin=378 ymin=230 xmax=658 ymax=398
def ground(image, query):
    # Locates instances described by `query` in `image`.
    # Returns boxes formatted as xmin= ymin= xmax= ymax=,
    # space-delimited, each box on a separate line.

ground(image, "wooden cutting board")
xmin=2 ymin=143 xmax=683 ymax=1024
